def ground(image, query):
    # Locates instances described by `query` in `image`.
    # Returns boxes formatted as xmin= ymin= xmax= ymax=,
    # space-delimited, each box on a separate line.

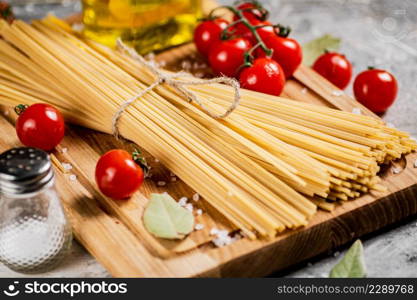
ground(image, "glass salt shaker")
xmin=0 ymin=147 xmax=72 ymax=274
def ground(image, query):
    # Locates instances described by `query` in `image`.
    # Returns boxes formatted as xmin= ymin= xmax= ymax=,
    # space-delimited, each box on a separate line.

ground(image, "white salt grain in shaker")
xmin=0 ymin=147 xmax=72 ymax=274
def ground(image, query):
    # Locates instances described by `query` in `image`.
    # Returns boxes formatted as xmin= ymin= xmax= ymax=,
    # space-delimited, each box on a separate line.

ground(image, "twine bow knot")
xmin=112 ymin=39 xmax=241 ymax=138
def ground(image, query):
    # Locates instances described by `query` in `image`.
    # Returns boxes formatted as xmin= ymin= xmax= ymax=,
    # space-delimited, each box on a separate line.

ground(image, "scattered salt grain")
xmin=62 ymin=163 xmax=73 ymax=171
xmin=3 ymin=110 xmax=9 ymax=116
xmin=72 ymin=23 xmax=84 ymax=32
xmin=301 ymin=87 xmax=307 ymax=94
xmin=157 ymin=181 xmax=166 ymax=186
xmin=181 ymin=60 xmax=191 ymax=71
xmin=69 ymin=174 xmax=77 ymax=181
xmin=62 ymin=0 xmax=73 ymax=7
xmin=231 ymin=233 xmax=243 ymax=242
xmin=192 ymin=193 xmax=200 ymax=202
xmin=74 ymin=1 xmax=81 ymax=10
xmin=392 ymin=167 xmax=401 ymax=174
xmin=192 ymin=62 xmax=201 ymax=69
xmin=386 ymin=122 xmax=395 ymax=128
xmin=145 ymin=52 xmax=155 ymax=61
xmin=148 ymin=60 xmax=158 ymax=69
xmin=333 ymin=251 xmax=340 ymax=257
xmin=196 ymin=209 xmax=203 ymax=216
xmin=195 ymin=72 xmax=205 ymax=78
xmin=211 ymin=230 xmax=239 ymax=248
xmin=217 ymin=230 xmax=229 ymax=238
xmin=212 ymin=235 xmax=232 ymax=248
xmin=178 ymin=197 xmax=188 ymax=207
xmin=210 ymin=228 xmax=219 ymax=236
xmin=194 ymin=224 xmax=204 ymax=231
xmin=185 ymin=203 xmax=194 ymax=212
xmin=352 ymin=107 xmax=362 ymax=115
xmin=154 ymin=158 xmax=159 ymax=163
xmin=331 ymin=90 xmax=344 ymax=97
xmin=12 ymin=6 xmax=22 ymax=15
xmin=61 ymin=147 xmax=68 ymax=154
xmin=414 ymin=159 xmax=417 ymax=168
xmin=25 ymin=3 xmax=35 ymax=13
xmin=170 ymin=176 xmax=177 ymax=182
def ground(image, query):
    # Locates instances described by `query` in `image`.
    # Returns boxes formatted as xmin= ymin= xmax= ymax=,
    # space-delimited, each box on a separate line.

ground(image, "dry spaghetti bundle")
xmin=0 ymin=18 xmax=415 ymax=239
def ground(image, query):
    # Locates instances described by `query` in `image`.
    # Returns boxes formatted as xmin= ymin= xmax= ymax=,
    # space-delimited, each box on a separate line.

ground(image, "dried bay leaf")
xmin=303 ymin=34 xmax=341 ymax=66
xmin=329 ymin=240 xmax=367 ymax=278
xmin=143 ymin=193 xmax=194 ymax=239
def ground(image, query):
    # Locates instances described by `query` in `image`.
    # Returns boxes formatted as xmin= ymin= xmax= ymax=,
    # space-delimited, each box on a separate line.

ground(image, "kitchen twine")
xmin=112 ymin=39 xmax=241 ymax=138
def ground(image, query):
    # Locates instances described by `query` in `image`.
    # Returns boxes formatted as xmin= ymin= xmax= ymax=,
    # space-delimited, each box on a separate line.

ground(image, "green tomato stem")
xmin=240 ymin=43 xmax=266 ymax=72
xmin=14 ymin=104 xmax=28 ymax=115
xmin=275 ymin=24 xmax=292 ymax=38
xmin=221 ymin=19 xmax=243 ymax=40
xmin=132 ymin=149 xmax=151 ymax=177
xmin=216 ymin=5 xmax=273 ymax=57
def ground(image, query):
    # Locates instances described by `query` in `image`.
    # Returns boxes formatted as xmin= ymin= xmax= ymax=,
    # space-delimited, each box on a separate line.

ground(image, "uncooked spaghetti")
xmin=0 ymin=17 xmax=415 ymax=238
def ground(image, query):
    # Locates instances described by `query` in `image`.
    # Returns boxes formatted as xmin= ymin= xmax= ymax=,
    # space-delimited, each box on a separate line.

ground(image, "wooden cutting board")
xmin=1 ymin=3 xmax=417 ymax=277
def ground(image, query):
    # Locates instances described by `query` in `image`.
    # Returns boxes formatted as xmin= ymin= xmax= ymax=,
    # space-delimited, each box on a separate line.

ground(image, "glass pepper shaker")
xmin=0 ymin=147 xmax=72 ymax=274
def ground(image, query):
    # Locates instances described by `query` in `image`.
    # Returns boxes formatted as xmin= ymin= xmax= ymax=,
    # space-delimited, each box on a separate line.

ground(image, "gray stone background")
xmin=1 ymin=0 xmax=416 ymax=277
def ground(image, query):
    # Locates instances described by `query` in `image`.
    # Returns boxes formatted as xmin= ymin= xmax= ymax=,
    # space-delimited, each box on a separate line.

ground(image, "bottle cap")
xmin=0 ymin=147 xmax=54 ymax=196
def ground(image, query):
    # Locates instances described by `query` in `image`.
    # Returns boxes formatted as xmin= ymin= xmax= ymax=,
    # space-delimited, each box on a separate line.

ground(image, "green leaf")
xmin=143 ymin=193 xmax=194 ymax=239
xmin=329 ymin=240 xmax=367 ymax=278
xmin=302 ymin=34 xmax=341 ymax=66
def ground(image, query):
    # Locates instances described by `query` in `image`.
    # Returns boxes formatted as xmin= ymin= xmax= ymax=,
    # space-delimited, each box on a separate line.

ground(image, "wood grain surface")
xmin=1 ymin=42 xmax=416 ymax=276
xmin=0 ymin=1 xmax=416 ymax=277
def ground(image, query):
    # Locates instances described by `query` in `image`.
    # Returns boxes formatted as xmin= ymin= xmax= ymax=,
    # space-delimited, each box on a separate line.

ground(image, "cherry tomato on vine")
xmin=234 ymin=2 xmax=268 ymax=22
xmin=256 ymin=34 xmax=303 ymax=78
xmin=194 ymin=18 xmax=229 ymax=57
xmin=312 ymin=52 xmax=353 ymax=90
xmin=95 ymin=149 xmax=144 ymax=200
xmin=353 ymin=68 xmax=398 ymax=114
xmin=239 ymin=57 xmax=286 ymax=96
xmin=15 ymin=103 xmax=65 ymax=151
xmin=0 ymin=2 xmax=14 ymax=24
xmin=232 ymin=20 xmax=275 ymax=45
xmin=208 ymin=37 xmax=252 ymax=77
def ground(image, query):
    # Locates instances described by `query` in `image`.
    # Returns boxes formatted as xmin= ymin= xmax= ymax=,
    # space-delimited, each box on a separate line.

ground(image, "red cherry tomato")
xmin=208 ymin=38 xmax=252 ymax=77
xmin=194 ymin=18 xmax=229 ymax=57
xmin=15 ymin=103 xmax=65 ymax=151
xmin=95 ymin=149 xmax=144 ymax=200
xmin=233 ymin=20 xmax=275 ymax=45
xmin=234 ymin=2 xmax=268 ymax=22
xmin=239 ymin=57 xmax=286 ymax=96
xmin=312 ymin=52 xmax=353 ymax=90
xmin=353 ymin=69 xmax=398 ymax=114
xmin=257 ymin=34 xmax=303 ymax=78
xmin=0 ymin=2 xmax=14 ymax=24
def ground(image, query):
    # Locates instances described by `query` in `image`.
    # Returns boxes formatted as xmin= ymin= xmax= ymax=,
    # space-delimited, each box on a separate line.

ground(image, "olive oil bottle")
xmin=82 ymin=0 xmax=202 ymax=54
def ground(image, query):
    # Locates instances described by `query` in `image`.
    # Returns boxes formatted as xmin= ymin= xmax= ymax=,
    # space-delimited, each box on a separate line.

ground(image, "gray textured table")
xmin=1 ymin=0 xmax=416 ymax=278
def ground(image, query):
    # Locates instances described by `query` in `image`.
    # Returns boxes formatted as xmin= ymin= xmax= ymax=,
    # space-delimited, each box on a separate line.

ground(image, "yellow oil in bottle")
xmin=82 ymin=0 xmax=202 ymax=54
